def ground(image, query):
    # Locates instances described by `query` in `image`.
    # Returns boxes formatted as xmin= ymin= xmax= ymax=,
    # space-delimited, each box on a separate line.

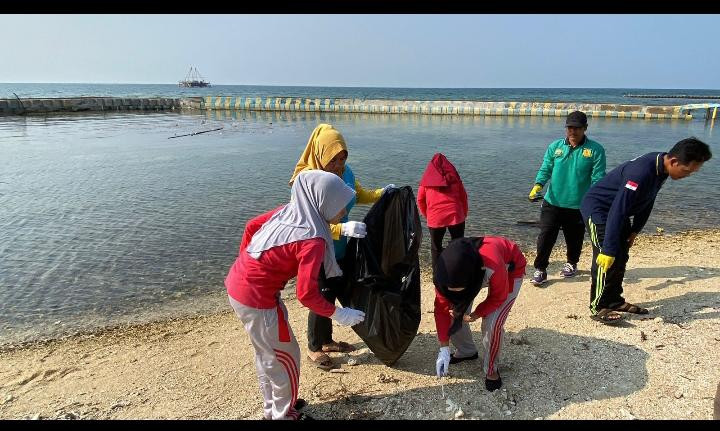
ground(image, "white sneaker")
xmin=531 ymin=269 xmax=547 ymax=285
xmin=561 ymin=262 xmax=577 ymax=278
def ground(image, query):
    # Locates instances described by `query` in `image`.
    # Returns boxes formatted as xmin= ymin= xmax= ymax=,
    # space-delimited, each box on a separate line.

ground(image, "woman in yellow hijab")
xmin=290 ymin=123 xmax=395 ymax=370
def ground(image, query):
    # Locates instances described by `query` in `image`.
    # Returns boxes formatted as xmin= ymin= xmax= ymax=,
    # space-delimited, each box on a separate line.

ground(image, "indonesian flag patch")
xmin=625 ymin=180 xmax=639 ymax=191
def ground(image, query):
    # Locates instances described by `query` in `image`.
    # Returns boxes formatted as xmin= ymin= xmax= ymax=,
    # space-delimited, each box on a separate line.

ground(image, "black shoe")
xmin=485 ymin=377 xmax=502 ymax=391
xmin=297 ymin=412 xmax=315 ymax=420
xmin=294 ymin=399 xmax=307 ymax=411
xmin=449 ymin=352 xmax=479 ymax=364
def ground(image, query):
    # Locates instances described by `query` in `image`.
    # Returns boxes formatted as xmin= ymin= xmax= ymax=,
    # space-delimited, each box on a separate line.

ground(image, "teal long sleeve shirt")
xmin=534 ymin=137 xmax=606 ymax=209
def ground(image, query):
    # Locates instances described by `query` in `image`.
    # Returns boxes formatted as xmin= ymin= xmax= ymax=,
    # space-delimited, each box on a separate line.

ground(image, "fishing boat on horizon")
xmin=178 ymin=66 xmax=211 ymax=88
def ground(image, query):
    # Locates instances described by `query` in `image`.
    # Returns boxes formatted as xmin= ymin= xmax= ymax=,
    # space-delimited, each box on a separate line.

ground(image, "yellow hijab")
xmin=289 ymin=124 xmax=348 ymax=185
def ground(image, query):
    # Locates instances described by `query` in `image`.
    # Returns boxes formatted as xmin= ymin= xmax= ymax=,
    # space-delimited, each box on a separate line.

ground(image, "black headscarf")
xmin=433 ymin=237 xmax=486 ymax=337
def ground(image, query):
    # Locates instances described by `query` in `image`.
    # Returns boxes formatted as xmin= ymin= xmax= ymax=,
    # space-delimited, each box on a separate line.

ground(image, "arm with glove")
xmin=355 ymin=179 xmax=395 ymax=204
xmin=295 ymin=239 xmax=345 ymax=317
xmin=330 ymin=220 xmax=367 ymax=240
xmin=528 ymin=183 xmax=543 ymax=201
xmin=597 ymin=178 xmax=641 ymax=271
xmin=436 ymin=345 xmax=451 ymax=377
xmin=329 ymin=220 xmax=367 ymax=240
xmin=329 ymin=179 xmax=393 ymax=239
xmin=295 ymin=239 xmax=366 ymax=324
xmin=529 ymin=144 xmax=555 ymax=201
xmin=330 ymin=307 xmax=365 ymax=326
xmin=433 ymin=292 xmax=454 ymax=376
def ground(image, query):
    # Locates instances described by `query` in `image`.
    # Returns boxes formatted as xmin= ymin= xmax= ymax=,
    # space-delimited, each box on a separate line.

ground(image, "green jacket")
xmin=534 ymin=137 xmax=606 ymax=209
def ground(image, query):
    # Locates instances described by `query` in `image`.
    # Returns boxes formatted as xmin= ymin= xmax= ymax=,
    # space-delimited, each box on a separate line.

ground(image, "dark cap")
xmin=566 ymin=111 xmax=587 ymax=128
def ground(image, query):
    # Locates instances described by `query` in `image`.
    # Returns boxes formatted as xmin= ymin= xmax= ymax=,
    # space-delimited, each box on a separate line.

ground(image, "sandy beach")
xmin=1 ymin=229 xmax=719 ymax=420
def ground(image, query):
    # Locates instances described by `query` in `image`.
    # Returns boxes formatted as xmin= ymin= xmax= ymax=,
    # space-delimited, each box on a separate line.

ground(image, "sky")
xmin=1 ymin=14 xmax=718 ymax=89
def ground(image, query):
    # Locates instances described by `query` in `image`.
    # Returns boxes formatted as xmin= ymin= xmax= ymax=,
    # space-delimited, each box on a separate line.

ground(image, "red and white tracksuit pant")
xmin=229 ymin=295 xmax=301 ymax=420
xmin=450 ymin=278 xmax=522 ymax=376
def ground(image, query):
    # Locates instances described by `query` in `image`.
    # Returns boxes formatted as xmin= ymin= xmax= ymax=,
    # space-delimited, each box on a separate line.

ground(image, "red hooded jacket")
xmin=417 ymin=153 xmax=468 ymax=228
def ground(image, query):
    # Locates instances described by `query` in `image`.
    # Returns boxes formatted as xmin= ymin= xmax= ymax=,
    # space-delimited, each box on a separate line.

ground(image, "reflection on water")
xmin=0 ymin=111 xmax=717 ymax=344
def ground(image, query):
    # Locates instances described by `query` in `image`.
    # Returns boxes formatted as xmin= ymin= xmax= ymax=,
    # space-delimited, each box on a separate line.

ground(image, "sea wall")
xmin=0 ymin=96 xmax=701 ymax=120
xmin=192 ymin=96 xmax=692 ymax=120
xmin=0 ymin=97 xmax=181 ymax=115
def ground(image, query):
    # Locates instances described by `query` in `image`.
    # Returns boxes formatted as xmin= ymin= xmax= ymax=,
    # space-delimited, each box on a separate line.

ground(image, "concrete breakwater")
xmin=0 ymin=97 xmax=181 ymax=115
xmin=195 ymin=96 xmax=694 ymax=120
xmin=0 ymin=96 xmax=700 ymax=120
xmin=624 ymin=94 xmax=720 ymax=99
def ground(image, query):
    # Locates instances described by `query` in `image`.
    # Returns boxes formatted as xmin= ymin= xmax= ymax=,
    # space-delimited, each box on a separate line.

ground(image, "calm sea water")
xmin=1 ymin=91 xmax=719 ymax=345
xmin=2 ymin=83 xmax=720 ymax=106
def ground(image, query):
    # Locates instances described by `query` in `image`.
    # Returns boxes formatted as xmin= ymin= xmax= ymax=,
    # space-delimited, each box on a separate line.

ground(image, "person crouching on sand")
xmin=433 ymin=236 xmax=526 ymax=391
xmin=225 ymin=170 xmax=366 ymax=420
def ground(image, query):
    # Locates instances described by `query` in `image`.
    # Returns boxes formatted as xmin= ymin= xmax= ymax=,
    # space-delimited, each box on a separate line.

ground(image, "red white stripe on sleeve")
xmin=625 ymin=180 xmax=638 ymax=191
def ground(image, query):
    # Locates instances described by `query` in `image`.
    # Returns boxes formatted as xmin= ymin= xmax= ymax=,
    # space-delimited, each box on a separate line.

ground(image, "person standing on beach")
xmin=433 ymin=236 xmax=526 ymax=391
xmin=417 ymin=152 xmax=469 ymax=271
xmin=290 ymin=123 xmax=395 ymax=371
xmin=529 ymin=111 xmax=606 ymax=286
xmin=580 ymin=137 xmax=712 ymax=323
xmin=225 ymin=170 xmax=366 ymax=420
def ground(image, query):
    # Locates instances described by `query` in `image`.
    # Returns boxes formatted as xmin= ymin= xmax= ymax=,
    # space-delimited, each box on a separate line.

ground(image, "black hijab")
xmin=433 ymin=237 xmax=486 ymax=337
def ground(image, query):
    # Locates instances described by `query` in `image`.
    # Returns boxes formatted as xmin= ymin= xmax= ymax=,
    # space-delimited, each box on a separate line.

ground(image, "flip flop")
xmin=307 ymin=353 xmax=337 ymax=371
xmin=613 ymin=302 xmax=649 ymax=314
xmin=591 ymin=308 xmax=625 ymax=325
xmin=321 ymin=341 xmax=356 ymax=353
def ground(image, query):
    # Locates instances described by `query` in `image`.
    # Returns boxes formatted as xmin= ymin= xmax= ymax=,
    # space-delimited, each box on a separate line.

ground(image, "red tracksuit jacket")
xmin=433 ymin=236 xmax=526 ymax=343
xmin=225 ymin=207 xmax=337 ymax=317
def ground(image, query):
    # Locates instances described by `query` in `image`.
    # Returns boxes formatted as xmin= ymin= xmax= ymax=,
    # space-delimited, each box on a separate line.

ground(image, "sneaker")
xmin=531 ymin=269 xmax=547 ymax=285
xmin=561 ymin=263 xmax=577 ymax=278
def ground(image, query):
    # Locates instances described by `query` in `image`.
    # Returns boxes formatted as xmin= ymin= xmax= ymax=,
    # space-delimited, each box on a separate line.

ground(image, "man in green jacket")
xmin=528 ymin=111 xmax=606 ymax=285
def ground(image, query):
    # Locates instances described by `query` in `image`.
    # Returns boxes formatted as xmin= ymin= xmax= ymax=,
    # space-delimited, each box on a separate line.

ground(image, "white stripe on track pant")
xmin=229 ymin=295 xmax=301 ymax=420
xmin=449 ymin=278 xmax=522 ymax=376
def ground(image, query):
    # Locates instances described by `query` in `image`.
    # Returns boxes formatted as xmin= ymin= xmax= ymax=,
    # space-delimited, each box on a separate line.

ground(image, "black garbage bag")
xmin=337 ymin=186 xmax=423 ymax=366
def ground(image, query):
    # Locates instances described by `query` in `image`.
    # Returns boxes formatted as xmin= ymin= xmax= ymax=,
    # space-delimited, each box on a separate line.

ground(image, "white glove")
xmin=436 ymin=346 xmax=451 ymax=377
xmin=341 ymin=221 xmax=367 ymax=238
xmin=331 ymin=307 xmax=366 ymax=326
xmin=382 ymin=184 xmax=397 ymax=194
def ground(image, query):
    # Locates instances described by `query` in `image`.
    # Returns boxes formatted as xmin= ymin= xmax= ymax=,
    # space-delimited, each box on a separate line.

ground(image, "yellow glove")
xmin=528 ymin=184 xmax=543 ymax=201
xmin=596 ymin=253 xmax=615 ymax=271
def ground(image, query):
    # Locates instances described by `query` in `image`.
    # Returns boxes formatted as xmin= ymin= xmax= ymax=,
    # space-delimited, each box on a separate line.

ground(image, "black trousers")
xmin=533 ymin=201 xmax=586 ymax=270
xmin=586 ymin=216 xmax=631 ymax=313
xmin=307 ymin=263 xmax=347 ymax=352
xmin=429 ymin=221 xmax=466 ymax=273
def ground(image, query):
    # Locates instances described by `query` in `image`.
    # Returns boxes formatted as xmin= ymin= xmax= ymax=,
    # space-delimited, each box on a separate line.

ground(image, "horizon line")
xmin=1 ymin=82 xmax=719 ymax=91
